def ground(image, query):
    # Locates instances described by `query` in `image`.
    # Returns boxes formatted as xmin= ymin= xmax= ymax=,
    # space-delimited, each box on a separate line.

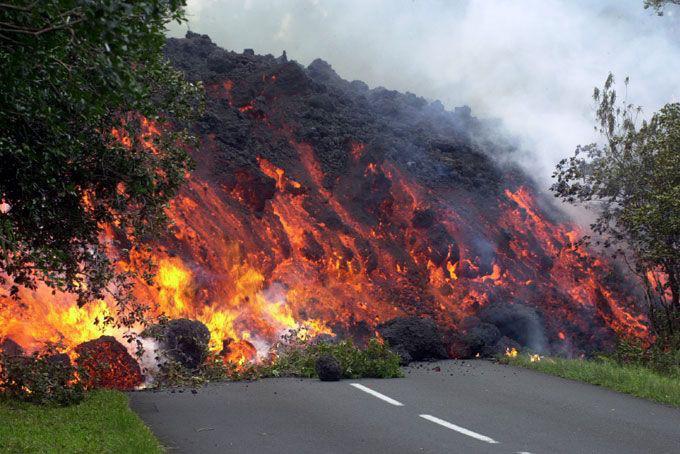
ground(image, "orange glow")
xmin=446 ymin=261 xmax=459 ymax=280
xmin=0 ymin=85 xmax=650 ymax=374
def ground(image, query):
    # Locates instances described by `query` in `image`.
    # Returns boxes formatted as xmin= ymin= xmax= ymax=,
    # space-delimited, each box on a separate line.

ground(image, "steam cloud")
xmin=167 ymin=0 xmax=680 ymax=187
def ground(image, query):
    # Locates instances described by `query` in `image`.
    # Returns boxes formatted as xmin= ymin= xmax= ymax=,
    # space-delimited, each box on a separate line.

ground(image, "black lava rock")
xmin=462 ymin=322 xmax=502 ymax=357
xmin=479 ymin=303 xmax=547 ymax=352
xmin=0 ymin=337 xmax=24 ymax=357
xmin=315 ymin=354 xmax=342 ymax=381
xmin=378 ymin=317 xmax=447 ymax=363
xmin=143 ymin=318 xmax=211 ymax=370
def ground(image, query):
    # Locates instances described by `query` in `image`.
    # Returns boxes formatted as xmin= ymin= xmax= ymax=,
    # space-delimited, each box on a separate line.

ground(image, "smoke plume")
xmin=168 ymin=0 xmax=680 ymax=187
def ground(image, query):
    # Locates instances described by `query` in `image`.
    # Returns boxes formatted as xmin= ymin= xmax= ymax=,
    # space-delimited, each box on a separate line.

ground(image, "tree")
xmin=0 ymin=1 xmax=203 ymax=320
xmin=552 ymin=74 xmax=680 ymax=339
xmin=644 ymin=0 xmax=680 ymax=14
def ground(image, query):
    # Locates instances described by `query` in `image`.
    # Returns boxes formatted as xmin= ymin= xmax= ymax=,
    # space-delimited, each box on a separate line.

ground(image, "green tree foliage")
xmin=552 ymin=74 xmax=680 ymax=339
xmin=0 ymin=1 xmax=203 ymax=318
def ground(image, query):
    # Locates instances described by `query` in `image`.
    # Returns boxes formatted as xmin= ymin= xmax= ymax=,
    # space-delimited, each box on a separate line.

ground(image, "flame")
xmin=505 ymin=347 xmax=518 ymax=358
xmin=446 ymin=261 xmax=459 ymax=280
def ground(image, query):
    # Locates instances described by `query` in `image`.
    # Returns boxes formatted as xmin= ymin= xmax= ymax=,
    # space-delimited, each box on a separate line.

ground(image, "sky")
xmin=167 ymin=0 xmax=680 ymax=188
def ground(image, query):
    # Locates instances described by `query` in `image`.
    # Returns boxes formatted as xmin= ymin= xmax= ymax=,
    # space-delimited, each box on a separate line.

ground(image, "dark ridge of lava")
xmin=155 ymin=31 xmax=649 ymax=359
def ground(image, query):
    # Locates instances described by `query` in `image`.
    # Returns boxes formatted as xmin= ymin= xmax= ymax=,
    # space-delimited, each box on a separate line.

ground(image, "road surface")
xmin=129 ymin=360 xmax=680 ymax=453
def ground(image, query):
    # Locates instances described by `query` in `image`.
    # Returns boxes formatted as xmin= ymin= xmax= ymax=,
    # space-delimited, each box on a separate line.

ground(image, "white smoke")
xmin=121 ymin=336 xmax=162 ymax=388
xmin=167 ymin=0 xmax=680 ymax=189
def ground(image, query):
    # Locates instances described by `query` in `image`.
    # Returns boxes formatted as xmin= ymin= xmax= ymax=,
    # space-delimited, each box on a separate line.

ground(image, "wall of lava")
xmin=0 ymin=32 xmax=649 ymax=365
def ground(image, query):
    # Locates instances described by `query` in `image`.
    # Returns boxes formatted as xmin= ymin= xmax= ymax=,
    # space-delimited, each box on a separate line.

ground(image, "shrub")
xmin=267 ymin=337 xmax=402 ymax=379
xmin=613 ymin=336 xmax=680 ymax=378
xmin=0 ymin=345 xmax=84 ymax=406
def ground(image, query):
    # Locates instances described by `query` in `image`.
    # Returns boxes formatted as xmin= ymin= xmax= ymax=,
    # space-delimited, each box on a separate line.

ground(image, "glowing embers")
xmin=206 ymin=79 xmax=235 ymax=106
xmin=500 ymin=186 xmax=648 ymax=339
xmin=257 ymin=157 xmax=302 ymax=192
xmin=110 ymin=114 xmax=162 ymax=155
xmin=239 ymin=103 xmax=255 ymax=113
xmin=75 ymin=336 xmax=143 ymax=390
xmin=350 ymin=142 xmax=366 ymax=161
xmin=446 ymin=261 xmax=459 ymax=280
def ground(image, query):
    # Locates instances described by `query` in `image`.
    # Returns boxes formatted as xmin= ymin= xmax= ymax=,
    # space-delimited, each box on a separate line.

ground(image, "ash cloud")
xmin=168 ymin=0 xmax=680 ymax=188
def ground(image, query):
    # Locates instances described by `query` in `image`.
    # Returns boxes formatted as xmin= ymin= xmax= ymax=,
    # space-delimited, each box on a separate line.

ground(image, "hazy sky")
xmin=168 ymin=0 xmax=680 ymax=186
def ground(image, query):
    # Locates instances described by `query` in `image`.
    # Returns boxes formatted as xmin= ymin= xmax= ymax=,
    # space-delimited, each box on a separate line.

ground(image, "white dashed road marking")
xmin=349 ymin=384 xmax=505 ymax=447
xmin=419 ymin=414 xmax=499 ymax=444
xmin=349 ymin=383 xmax=404 ymax=406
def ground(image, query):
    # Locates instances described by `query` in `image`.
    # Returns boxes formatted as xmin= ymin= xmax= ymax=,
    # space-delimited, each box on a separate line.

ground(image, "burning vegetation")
xmin=0 ymin=32 xmax=651 ymax=387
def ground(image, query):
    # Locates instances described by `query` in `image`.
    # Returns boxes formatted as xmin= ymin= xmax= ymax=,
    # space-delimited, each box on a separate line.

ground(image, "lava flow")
xmin=0 ymin=32 xmax=650 ymax=371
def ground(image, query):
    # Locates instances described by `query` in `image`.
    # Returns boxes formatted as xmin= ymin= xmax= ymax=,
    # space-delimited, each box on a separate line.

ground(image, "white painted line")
xmin=419 ymin=414 xmax=499 ymax=444
xmin=349 ymin=383 xmax=404 ymax=406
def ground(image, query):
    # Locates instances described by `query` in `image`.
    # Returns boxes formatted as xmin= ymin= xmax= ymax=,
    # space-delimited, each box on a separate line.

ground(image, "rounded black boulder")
xmin=462 ymin=322 xmax=502 ymax=357
xmin=315 ymin=354 xmax=342 ymax=381
xmin=143 ymin=318 xmax=211 ymax=370
xmin=378 ymin=317 xmax=447 ymax=363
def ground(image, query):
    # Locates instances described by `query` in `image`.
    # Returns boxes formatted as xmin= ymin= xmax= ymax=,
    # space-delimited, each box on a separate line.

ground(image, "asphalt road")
xmin=129 ymin=360 xmax=680 ymax=453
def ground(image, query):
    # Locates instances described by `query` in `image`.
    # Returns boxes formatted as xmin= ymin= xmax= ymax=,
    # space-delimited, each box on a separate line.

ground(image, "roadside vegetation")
xmin=502 ymin=352 xmax=680 ymax=407
xmin=0 ymin=344 xmax=85 ymax=406
xmin=151 ymin=334 xmax=402 ymax=387
xmin=0 ymin=390 xmax=162 ymax=453
xmin=549 ymin=0 xmax=679 ymax=403
xmin=266 ymin=337 xmax=402 ymax=379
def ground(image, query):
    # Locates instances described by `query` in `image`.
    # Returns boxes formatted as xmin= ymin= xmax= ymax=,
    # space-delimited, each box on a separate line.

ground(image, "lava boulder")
xmin=0 ymin=337 xmax=24 ymax=357
xmin=75 ymin=336 xmax=143 ymax=390
xmin=143 ymin=318 xmax=211 ymax=370
xmin=478 ymin=303 xmax=547 ymax=352
xmin=378 ymin=317 xmax=447 ymax=363
xmin=461 ymin=322 xmax=502 ymax=357
xmin=315 ymin=354 xmax=342 ymax=381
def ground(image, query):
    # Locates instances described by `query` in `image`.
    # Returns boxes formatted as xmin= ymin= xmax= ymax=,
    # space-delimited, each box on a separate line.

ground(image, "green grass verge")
xmin=504 ymin=355 xmax=680 ymax=407
xmin=0 ymin=390 xmax=162 ymax=454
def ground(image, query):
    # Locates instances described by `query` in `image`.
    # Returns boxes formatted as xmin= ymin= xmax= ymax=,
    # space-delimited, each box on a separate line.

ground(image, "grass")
xmin=0 ymin=390 xmax=162 ymax=454
xmin=504 ymin=355 xmax=680 ymax=407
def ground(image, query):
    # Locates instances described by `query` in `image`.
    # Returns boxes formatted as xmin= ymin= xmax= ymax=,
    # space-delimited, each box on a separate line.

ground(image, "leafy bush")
xmin=267 ymin=337 xmax=402 ymax=379
xmin=0 ymin=345 xmax=84 ymax=406
xmin=149 ymin=354 xmax=267 ymax=388
xmin=613 ymin=336 xmax=680 ymax=379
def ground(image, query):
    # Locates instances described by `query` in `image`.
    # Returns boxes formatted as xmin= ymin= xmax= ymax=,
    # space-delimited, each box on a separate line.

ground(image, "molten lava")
xmin=0 ymin=33 xmax=650 ymax=372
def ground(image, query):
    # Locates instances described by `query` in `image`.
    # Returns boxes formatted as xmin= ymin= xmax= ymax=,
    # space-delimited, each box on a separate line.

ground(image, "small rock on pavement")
xmin=315 ymin=354 xmax=342 ymax=381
